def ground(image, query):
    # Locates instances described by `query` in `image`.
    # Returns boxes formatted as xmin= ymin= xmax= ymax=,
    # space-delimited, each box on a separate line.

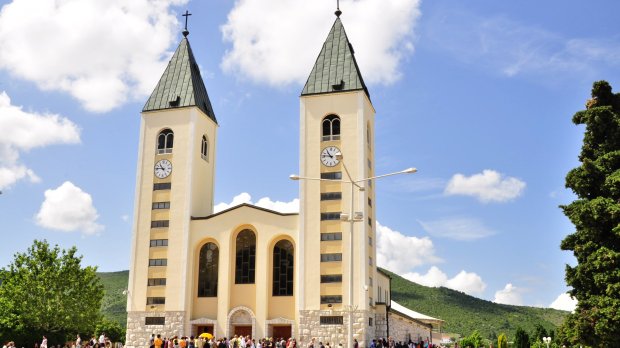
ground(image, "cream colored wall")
xmin=189 ymin=206 xmax=299 ymax=337
xmin=127 ymin=106 xmax=217 ymax=316
xmin=299 ymin=90 xmax=375 ymax=312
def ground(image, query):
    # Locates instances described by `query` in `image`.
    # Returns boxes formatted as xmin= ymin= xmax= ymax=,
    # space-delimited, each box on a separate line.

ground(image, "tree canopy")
xmin=0 ymin=240 xmax=104 ymax=346
xmin=559 ymin=80 xmax=620 ymax=347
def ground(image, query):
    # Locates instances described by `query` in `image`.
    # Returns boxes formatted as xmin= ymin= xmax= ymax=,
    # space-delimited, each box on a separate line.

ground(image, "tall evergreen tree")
xmin=560 ymin=80 xmax=620 ymax=347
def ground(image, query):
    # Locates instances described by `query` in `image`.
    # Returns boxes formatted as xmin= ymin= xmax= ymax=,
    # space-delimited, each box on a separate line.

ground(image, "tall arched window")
xmin=157 ymin=129 xmax=174 ymax=154
xmin=201 ymin=135 xmax=209 ymax=161
xmin=273 ymin=240 xmax=294 ymax=296
xmin=235 ymin=229 xmax=256 ymax=284
xmin=198 ymin=243 xmax=219 ymax=297
xmin=322 ymin=115 xmax=340 ymax=141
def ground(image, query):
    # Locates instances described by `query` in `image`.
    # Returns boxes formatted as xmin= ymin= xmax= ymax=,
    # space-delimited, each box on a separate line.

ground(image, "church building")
xmin=125 ymin=8 xmax=437 ymax=348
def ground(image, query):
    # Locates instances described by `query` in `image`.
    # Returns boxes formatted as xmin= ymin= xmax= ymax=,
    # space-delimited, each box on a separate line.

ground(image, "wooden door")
xmin=234 ymin=325 xmax=252 ymax=337
xmin=272 ymin=326 xmax=292 ymax=340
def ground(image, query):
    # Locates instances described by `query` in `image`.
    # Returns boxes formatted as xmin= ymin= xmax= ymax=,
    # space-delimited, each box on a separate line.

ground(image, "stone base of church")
xmin=125 ymin=311 xmax=186 ymax=348
xmin=298 ymin=309 xmax=372 ymax=348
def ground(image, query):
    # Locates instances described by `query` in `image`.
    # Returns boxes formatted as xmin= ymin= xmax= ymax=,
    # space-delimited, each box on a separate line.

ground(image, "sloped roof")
xmin=301 ymin=17 xmax=369 ymax=100
xmin=391 ymin=300 xmax=445 ymax=324
xmin=143 ymin=36 xmax=217 ymax=123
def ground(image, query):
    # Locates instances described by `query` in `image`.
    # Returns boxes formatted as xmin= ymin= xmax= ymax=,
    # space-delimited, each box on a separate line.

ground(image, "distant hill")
xmin=98 ymin=269 xmax=568 ymax=339
xmin=98 ymin=270 xmax=129 ymax=326
xmin=384 ymin=269 xmax=567 ymax=339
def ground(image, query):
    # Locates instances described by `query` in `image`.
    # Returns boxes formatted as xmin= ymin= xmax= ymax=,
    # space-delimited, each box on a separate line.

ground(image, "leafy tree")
xmin=0 ymin=240 xmax=104 ymax=346
xmin=460 ymin=330 xmax=483 ymax=348
xmin=497 ymin=333 xmax=507 ymax=348
xmin=95 ymin=318 xmax=125 ymax=343
xmin=560 ymin=80 xmax=620 ymax=347
xmin=513 ymin=327 xmax=530 ymax=348
xmin=531 ymin=323 xmax=548 ymax=344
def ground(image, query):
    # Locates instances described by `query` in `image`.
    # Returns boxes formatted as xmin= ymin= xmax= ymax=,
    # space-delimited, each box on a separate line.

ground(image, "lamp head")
xmin=289 ymin=174 xmax=301 ymax=181
xmin=402 ymin=167 xmax=418 ymax=174
xmin=335 ymin=152 xmax=343 ymax=160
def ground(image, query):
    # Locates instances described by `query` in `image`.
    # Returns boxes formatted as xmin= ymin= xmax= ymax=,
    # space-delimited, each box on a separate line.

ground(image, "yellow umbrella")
xmin=199 ymin=333 xmax=213 ymax=339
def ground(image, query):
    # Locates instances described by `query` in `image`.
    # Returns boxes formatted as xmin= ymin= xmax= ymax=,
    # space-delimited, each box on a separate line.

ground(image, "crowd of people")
xmin=149 ymin=334 xmax=298 ymax=348
xmin=147 ymin=335 xmax=436 ymax=348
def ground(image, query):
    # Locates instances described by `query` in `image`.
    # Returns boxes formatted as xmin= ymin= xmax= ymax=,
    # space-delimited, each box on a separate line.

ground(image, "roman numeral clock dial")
xmin=154 ymin=159 xmax=172 ymax=179
xmin=321 ymin=146 xmax=341 ymax=167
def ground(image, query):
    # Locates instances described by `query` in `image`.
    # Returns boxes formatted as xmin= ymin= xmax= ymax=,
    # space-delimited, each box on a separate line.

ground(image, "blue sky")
xmin=1 ymin=0 xmax=619 ymax=311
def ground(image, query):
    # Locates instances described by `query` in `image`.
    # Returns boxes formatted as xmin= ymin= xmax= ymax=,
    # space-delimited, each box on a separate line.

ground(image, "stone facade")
xmin=387 ymin=313 xmax=431 ymax=344
xmin=374 ymin=312 xmax=388 ymax=339
xmin=298 ymin=310 xmax=372 ymax=348
xmin=126 ymin=311 xmax=186 ymax=348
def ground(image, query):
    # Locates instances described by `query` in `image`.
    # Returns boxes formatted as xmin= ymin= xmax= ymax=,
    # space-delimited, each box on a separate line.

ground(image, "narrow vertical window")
xmin=198 ymin=242 xmax=219 ymax=297
xmin=273 ymin=240 xmax=294 ymax=296
xmin=201 ymin=135 xmax=209 ymax=161
xmin=322 ymin=115 xmax=341 ymax=141
xmin=157 ymin=129 xmax=174 ymax=154
xmin=235 ymin=229 xmax=256 ymax=284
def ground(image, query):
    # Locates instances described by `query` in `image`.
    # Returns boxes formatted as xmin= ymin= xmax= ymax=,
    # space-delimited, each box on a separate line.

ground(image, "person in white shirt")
xmin=99 ymin=333 xmax=106 ymax=348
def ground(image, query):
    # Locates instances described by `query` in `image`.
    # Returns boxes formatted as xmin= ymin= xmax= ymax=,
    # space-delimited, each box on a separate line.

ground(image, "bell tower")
xmin=297 ymin=12 xmax=377 ymax=345
xmin=126 ymin=26 xmax=218 ymax=347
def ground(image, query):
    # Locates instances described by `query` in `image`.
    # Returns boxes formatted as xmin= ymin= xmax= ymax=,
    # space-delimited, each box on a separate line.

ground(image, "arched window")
xmin=197 ymin=243 xmax=219 ymax=297
xmin=322 ymin=115 xmax=340 ymax=141
xmin=157 ymin=129 xmax=174 ymax=154
xmin=367 ymin=123 xmax=371 ymax=148
xmin=201 ymin=135 xmax=209 ymax=161
xmin=235 ymin=229 xmax=256 ymax=284
xmin=273 ymin=240 xmax=294 ymax=296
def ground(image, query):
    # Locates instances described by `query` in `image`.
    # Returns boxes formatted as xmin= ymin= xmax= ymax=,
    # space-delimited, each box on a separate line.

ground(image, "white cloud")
xmin=214 ymin=192 xmax=299 ymax=214
xmin=36 ymin=181 xmax=103 ymax=235
xmin=418 ymin=217 xmax=495 ymax=241
xmin=445 ymin=169 xmax=526 ymax=203
xmin=493 ymin=283 xmax=524 ymax=305
xmin=0 ymin=0 xmax=188 ymax=112
xmin=0 ymin=91 xmax=80 ymax=190
xmin=221 ymin=0 xmax=421 ymax=86
xmin=376 ymin=221 xmax=442 ymax=273
xmin=403 ymin=266 xmax=487 ymax=296
xmin=549 ymin=293 xmax=577 ymax=312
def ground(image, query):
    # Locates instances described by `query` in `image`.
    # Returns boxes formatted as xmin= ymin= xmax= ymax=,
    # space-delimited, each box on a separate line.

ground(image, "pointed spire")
xmin=335 ymin=0 xmax=342 ymax=17
xmin=142 ymin=35 xmax=217 ymax=123
xmin=301 ymin=17 xmax=369 ymax=100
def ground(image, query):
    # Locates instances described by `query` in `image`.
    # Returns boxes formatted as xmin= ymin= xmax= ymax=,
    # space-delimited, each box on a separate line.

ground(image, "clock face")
xmin=321 ymin=146 xmax=341 ymax=167
xmin=154 ymin=159 xmax=172 ymax=179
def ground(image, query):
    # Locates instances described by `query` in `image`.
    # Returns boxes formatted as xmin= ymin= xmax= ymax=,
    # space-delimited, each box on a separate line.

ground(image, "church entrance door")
xmin=234 ymin=325 xmax=252 ymax=337
xmin=272 ymin=325 xmax=292 ymax=340
xmin=197 ymin=325 xmax=214 ymax=335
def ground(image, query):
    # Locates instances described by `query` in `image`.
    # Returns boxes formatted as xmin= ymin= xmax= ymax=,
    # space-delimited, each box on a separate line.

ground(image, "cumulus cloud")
xmin=493 ymin=283 xmax=524 ymax=305
xmin=0 ymin=0 xmax=188 ymax=112
xmin=221 ymin=0 xmax=421 ymax=86
xmin=376 ymin=221 xmax=442 ymax=273
xmin=0 ymin=91 xmax=80 ymax=190
xmin=36 ymin=181 xmax=103 ymax=235
xmin=214 ymin=192 xmax=299 ymax=214
xmin=418 ymin=217 xmax=495 ymax=241
xmin=445 ymin=169 xmax=526 ymax=203
xmin=550 ymin=293 xmax=577 ymax=312
xmin=403 ymin=266 xmax=487 ymax=296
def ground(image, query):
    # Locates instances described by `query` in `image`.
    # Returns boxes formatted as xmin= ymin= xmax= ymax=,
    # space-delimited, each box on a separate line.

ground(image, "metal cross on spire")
xmin=182 ymin=10 xmax=192 ymax=37
xmin=335 ymin=0 xmax=342 ymax=17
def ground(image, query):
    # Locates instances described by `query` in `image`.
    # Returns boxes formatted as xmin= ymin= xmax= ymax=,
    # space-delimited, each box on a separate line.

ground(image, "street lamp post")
xmin=291 ymin=153 xmax=417 ymax=348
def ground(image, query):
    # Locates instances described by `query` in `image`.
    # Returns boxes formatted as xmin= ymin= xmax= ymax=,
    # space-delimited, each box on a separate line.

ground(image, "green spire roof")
xmin=143 ymin=36 xmax=217 ymax=123
xmin=301 ymin=17 xmax=369 ymax=100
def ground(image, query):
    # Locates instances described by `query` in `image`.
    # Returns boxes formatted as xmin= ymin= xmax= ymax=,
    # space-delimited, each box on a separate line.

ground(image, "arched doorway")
xmin=228 ymin=306 xmax=256 ymax=338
